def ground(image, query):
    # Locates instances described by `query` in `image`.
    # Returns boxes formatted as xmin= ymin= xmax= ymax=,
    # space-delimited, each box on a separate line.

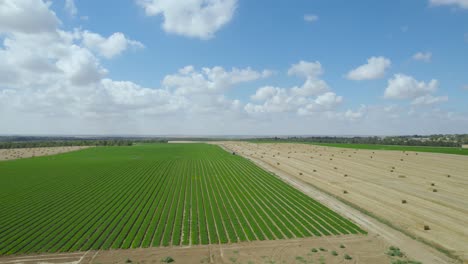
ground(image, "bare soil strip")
xmin=0 ymin=235 xmax=396 ymax=264
xmin=0 ymin=147 xmax=92 ymax=161
xmin=217 ymin=141 xmax=466 ymax=264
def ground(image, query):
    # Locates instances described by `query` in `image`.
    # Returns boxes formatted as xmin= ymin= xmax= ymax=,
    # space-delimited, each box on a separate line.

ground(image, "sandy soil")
xmin=0 ymin=146 xmax=92 ymax=161
xmin=217 ymin=142 xmax=468 ymax=263
xmin=0 ymin=235 xmax=410 ymax=264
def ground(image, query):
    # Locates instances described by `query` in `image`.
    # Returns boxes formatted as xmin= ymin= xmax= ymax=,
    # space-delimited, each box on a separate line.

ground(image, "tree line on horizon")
xmin=0 ymin=138 xmax=168 ymax=149
xmin=250 ymin=134 xmax=468 ymax=148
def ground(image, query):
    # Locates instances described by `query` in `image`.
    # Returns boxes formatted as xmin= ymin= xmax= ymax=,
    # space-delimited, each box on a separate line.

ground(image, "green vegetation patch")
xmin=0 ymin=143 xmax=364 ymax=255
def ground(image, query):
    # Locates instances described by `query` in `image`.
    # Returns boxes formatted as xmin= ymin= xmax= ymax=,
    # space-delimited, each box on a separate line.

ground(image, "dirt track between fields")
xmin=0 ymin=235 xmax=408 ymax=264
xmin=0 ymin=146 xmax=91 ymax=161
xmin=216 ymin=141 xmax=467 ymax=264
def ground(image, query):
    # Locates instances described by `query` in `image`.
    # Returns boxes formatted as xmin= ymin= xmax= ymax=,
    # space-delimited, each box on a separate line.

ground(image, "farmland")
xmin=249 ymin=141 xmax=468 ymax=156
xmin=0 ymin=143 xmax=364 ymax=255
xmin=220 ymin=141 xmax=468 ymax=262
xmin=0 ymin=146 xmax=91 ymax=161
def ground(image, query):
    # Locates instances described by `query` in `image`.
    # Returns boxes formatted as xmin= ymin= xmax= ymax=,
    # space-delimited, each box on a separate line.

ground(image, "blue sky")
xmin=0 ymin=0 xmax=467 ymax=135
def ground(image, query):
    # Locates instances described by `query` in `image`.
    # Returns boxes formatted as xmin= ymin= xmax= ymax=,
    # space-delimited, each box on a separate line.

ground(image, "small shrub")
xmin=402 ymin=200 xmax=407 ymax=204
xmin=431 ymin=183 xmax=435 ymax=186
xmin=126 ymin=259 xmax=133 ymax=263
xmin=343 ymin=190 xmax=348 ymax=194
xmin=424 ymin=225 xmax=430 ymax=230
xmin=340 ymin=244 xmax=345 ymax=248
xmin=161 ymin=256 xmax=174 ymax=263
xmin=433 ymin=189 xmax=438 ymax=192
xmin=299 ymin=172 xmax=303 ymax=175
xmin=344 ymin=254 xmax=352 ymax=260
xmin=331 ymin=250 xmax=338 ymax=256
xmin=319 ymin=247 xmax=326 ymax=252
xmin=311 ymin=248 xmax=318 ymax=253
xmin=387 ymin=246 xmax=403 ymax=257
xmin=295 ymin=256 xmax=306 ymax=263
xmin=313 ymin=169 xmax=317 ymax=172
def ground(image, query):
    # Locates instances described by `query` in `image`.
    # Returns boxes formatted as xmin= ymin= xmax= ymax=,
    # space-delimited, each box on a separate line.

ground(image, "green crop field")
xmin=0 ymin=143 xmax=364 ymax=255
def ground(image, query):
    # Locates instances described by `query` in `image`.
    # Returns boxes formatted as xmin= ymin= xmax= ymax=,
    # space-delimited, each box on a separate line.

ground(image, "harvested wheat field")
xmin=0 ymin=146 xmax=91 ymax=161
xmin=219 ymin=142 xmax=468 ymax=263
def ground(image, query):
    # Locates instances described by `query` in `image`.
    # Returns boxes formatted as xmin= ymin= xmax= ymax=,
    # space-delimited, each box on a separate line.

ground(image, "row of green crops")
xmin=0 ymin=143 xmax=365 ymax=255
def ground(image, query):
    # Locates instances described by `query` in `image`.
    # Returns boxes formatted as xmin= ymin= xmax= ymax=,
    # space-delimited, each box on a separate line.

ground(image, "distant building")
xmin=462 ymin=144 xmax=468 ymax=149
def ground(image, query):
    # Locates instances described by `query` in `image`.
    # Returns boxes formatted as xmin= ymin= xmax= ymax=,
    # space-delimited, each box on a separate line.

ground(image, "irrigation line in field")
xmin=216 ymin=158 xmax=290 ymax=240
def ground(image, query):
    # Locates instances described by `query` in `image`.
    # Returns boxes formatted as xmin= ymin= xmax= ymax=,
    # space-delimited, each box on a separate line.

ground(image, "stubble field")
xmin=219 ymin=142 xmax=468 ymax=262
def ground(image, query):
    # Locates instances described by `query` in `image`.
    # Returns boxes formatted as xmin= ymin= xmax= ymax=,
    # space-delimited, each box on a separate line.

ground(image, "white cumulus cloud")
xmin=346 ymin=56 xmax=391 ymax=80
xmin=246 ymin=61 xmax=340 ymax=116
xmin=163 ymin=66 xmax=271 ymax=96
xmin=0 ymin=0 xmax=59 ymax=34
xmin=136 ymin=0 xmax=237 ymax=39
xmin=82 ymin=31 xmax=144 ymax=59
xmin=384 ymin=74 xmax=439 ymax=99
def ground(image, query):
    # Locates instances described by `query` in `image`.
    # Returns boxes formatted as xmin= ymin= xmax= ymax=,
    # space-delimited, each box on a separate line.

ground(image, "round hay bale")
xmin=402 ymin=200 xmax=407 ymax=204
xmin=343 ymin=190 xmax=348 ymax=194
xmin=424 ymin=225 xmax=430 ymax=230
xmin=299 ymin=172 xmax=303 ymax=175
